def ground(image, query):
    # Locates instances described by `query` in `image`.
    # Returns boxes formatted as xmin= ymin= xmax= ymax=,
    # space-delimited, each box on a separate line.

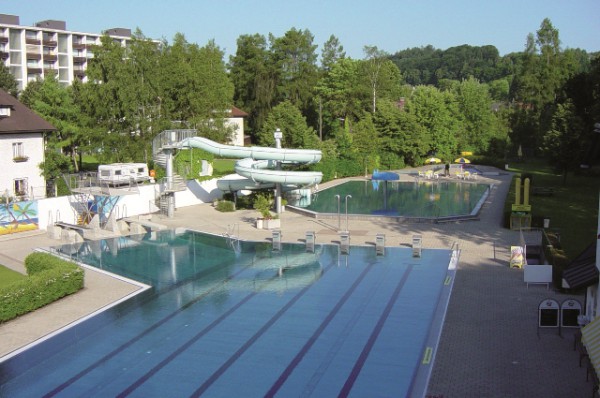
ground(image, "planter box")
xmin=256 ymin=218 xmax=281 ymax=229
xmin=264 ymin=218 xmax=280 ymax=229
xmin=256 ymin=218 xmax=280 ymax=229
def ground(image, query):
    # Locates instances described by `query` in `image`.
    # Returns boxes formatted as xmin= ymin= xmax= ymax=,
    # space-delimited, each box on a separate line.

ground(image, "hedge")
xmin=0 ymin=252 xmax=84 ymax=323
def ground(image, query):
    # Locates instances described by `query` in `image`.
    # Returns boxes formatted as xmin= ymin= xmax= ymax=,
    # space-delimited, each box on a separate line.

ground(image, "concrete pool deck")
xmin=0 ymin=167 xmax=590 ymax=397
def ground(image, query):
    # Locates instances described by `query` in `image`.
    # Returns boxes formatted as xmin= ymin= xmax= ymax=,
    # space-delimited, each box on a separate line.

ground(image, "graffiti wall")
xmin=0 ymin=200 xmax=39 ymax=235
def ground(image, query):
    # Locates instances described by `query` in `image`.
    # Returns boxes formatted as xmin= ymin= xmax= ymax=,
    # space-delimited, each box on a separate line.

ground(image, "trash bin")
xmin=543 ymin=218 xmax=550 ymax=228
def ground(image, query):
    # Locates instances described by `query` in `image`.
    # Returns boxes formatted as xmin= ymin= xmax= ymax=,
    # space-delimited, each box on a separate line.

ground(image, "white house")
xmin=226 ymin=106 xmax=248 ymax=146
xmin=0 ymin=89 xmax=55 ymax=200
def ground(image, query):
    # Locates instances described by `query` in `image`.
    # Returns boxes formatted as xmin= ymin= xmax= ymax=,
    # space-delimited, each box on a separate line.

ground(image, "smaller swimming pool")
xmin=289 ymin=180 xmax=491 ymax=219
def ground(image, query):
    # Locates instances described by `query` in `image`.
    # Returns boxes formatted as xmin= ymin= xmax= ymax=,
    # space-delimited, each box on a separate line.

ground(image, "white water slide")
xmin=179 ymin=136 xmax=323 ymax=192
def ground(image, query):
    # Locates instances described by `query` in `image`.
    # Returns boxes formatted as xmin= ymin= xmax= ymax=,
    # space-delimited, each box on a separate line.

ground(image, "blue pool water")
xmin=292 ymin=180 xmax=490 ymax=218
xmin=0 ymin=230 xmax=455 ymax=397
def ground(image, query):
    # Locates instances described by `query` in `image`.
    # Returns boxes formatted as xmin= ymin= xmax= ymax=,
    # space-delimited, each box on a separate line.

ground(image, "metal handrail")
xmin=151 ymin=129 xmax=197 ymax=155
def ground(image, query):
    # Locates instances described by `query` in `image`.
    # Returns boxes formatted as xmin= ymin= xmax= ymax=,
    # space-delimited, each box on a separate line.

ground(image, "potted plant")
xmin=253 ymin=194 xmax=280 ymax=229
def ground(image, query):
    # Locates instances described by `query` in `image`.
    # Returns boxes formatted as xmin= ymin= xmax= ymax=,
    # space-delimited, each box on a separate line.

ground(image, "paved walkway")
xmin=0 ymin=168 xmax=590 ymax=397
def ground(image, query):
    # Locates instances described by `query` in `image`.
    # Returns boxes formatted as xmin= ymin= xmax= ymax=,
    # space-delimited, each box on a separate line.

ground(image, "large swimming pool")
xmin=290 ymin=180 xmax=490 ymax=219
xmin=0 ymin=230 xmax=456 ymax=397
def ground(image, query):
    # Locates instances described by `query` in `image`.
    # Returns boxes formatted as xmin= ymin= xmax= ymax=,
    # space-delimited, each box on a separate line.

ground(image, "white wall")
xmin=37 ymin=179 xmax=222 ymax=229
xmin=226 ymin=117 xmax=244 ymax=147
xmin=0 ymin=132 xmax=45 ymax=199
xmin=174 ymin=179 xmax=221 ymax=207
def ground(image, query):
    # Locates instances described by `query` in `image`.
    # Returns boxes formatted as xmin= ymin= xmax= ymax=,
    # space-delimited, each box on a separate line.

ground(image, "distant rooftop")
xmin=0 ymin=13 xmax=131 ymax=37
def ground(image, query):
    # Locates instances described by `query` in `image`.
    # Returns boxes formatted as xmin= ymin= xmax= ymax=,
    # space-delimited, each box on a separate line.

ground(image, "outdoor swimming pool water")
xmin=292 ymin=180 xmax=490 ymax=218
xmin=0 ymin=230 xmax=456 ymax=398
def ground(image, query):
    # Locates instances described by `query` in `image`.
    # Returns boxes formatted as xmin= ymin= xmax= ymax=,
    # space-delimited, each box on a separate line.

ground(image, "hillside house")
xmin=227 ymin=106 xmax=248 ymax=146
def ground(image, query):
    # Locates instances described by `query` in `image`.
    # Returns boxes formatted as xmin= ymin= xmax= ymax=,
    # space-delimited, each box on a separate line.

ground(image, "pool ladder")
xmin=224 ymin=224 xmax=241 ymax=253
xmin=450 ymin=241 xmax=461 ymax=263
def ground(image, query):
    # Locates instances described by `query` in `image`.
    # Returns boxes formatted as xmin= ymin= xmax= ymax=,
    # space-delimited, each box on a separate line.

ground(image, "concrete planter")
xmin=256 ymin=218 xmax=280 ymax=229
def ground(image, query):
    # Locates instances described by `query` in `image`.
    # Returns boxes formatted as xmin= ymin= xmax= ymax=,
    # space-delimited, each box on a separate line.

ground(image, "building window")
xmin=14 ymin=178 xmax=28 ymax=197
xmin=12 ymin=142 xmax=28 ymax=162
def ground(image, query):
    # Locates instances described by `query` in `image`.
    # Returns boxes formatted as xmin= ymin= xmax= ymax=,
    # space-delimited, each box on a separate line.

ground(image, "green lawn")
xmin=505 ymin=159 xmax=599 ymax=260
xmin=0 ymin=265 xmax=25 ymax=288
xmin=212 ymin=158 xmax=236 ymax=176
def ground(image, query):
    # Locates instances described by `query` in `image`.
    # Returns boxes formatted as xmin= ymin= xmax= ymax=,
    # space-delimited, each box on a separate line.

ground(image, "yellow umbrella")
xmin=454 ymin=157 xmax=471 ymax=164
xmin=426 ymin=157 xmax=441 ymax=164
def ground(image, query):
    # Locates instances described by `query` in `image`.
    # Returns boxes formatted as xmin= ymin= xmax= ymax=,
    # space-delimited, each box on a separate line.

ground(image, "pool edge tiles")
xmin=0 ymin=249 xmax=152 ymax=366
xmin=288 ymin=179 xmax=492 ymax=222
xmin=408 ymin=246 xmax=460 ymax=397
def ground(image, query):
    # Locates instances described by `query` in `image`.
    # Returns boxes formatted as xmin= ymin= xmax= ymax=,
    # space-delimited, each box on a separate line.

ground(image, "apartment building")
xmin=0 ymin=14 xmax=132 ymax=91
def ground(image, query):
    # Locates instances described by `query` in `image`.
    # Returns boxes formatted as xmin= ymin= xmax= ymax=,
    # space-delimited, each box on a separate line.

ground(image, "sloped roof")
xmin=230 ymin=106 xmax=248 ymax=118
xmin=0 ymin=89 xmax=56 ymax=134
xmin=562 ymin=241 xmax=598 ymax=290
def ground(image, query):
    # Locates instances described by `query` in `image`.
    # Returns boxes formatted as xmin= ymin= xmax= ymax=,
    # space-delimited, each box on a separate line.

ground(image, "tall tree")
xmin=270 ymin=28 xmax=319 ymax=117
xmin=0 ymin=62 xmax=18 ymax=97
xmin=511 ymin=19 xmax=570 ymax=152
xmin=452 ymin=77 xmax=496 ymax=152
xmin=363 ymin=45 xmax=388 ymax=113
xmin=84 ymin=34 xmax=134 ymax=162
xmin=20 ymin=74 xmax=84 ymax=171
xmin=159 ymin=34 xmax=234 ymax=125
xmin=228 ymin=34 xmax=275 ymax=138
xmin=406 ymin=86 xmax=460 ymax=161
xmin=314 ymin=58 xmax=365 ymax=139
xmin=321 ymin=35 xmax=346 ymax=72
xmin=351 ymin=113 xmax=379 ymax=173
xmin=540 ymin=100 xmax=585 ymax=183
xmin=257 ymin=100 xmax=319 ymax=149
xmin=190 ymin=40 xmax=235 ymax=142
xmin=374 ymin=99 xmax=428 ymax=167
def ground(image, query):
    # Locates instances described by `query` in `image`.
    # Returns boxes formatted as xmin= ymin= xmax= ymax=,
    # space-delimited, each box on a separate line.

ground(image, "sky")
xmin=2 ymin=0 xmax=599 ymax=60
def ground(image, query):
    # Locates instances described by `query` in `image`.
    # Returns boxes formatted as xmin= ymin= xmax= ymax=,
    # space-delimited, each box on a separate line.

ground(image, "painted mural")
xmin=0 ymin=200 xmax=39 ymax=235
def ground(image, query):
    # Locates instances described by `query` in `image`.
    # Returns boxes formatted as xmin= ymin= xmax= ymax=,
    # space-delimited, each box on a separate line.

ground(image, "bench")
xmin=532 ymin=187 xmax=555 ymax=196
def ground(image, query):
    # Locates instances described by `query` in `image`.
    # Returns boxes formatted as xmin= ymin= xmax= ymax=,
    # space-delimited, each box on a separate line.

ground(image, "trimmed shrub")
xmin=215 ymin=200 xmax=236 ymax=212
xmin=0 ymin=252 xmax=84 ymax=323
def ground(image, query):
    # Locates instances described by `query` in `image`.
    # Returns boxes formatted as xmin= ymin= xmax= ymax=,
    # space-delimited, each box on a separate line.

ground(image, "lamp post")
xmin=345 ymin=195 xmax=352 ymax=232
xmin=274 ymin=128 xmax=283 ymax=214
xmin=334 ymin=194 xmax=341 ymax=230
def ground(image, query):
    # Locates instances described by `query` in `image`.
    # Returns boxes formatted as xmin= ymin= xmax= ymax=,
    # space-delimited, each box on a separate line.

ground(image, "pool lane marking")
xmin=120 ymin=259 xmax=337 ymax=398
xmin=299 ymin=263 xmax=390 ymax=397
xmin=188 ymin=257 xmax=349 ymax=397
xmin=337 ymin=264 xmax=414 ymax=398
xmin=42 ymin=257 xmax=259 ymax=398
xmin=422 ymin=347 xmax=434 ymax=364
xmin=264 ymin=260 xmax=378 ymax=397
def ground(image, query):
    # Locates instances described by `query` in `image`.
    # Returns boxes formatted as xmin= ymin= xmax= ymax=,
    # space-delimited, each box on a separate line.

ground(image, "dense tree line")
xmin=0 ymin=18 xmax=598 ymax=183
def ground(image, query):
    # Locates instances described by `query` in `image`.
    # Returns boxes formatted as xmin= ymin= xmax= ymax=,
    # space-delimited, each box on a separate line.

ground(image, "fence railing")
xmin=151 ymin=129 xmax=197 ymax=156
